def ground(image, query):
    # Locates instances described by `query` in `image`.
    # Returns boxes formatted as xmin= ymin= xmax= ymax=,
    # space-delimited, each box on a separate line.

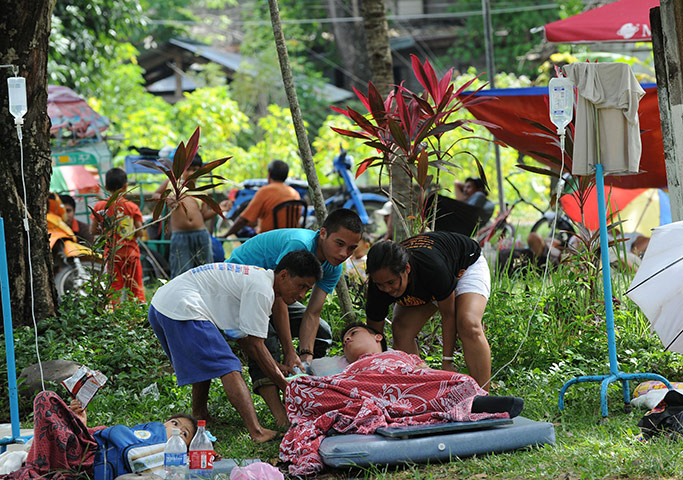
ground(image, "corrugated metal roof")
xmin=149 ymin=38 xmax=354 ymax=103
xmin=169 ymin=38 xmax=243 ymax=71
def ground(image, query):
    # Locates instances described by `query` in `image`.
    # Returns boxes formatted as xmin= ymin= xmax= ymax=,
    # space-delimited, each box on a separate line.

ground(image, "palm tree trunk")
xmin=267 ymin=0 xmax=356 ymax=322
xmin=360 ymin=0 xmax=414 ymax=240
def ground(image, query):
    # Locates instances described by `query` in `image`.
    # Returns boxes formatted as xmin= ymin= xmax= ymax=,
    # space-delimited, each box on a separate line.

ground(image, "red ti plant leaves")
xmin=352 ymin=85 xmax=371 ymax=112
xmin=329 ymin=55 xmax=493 ymax=235
xmin=355 ymin=158 xmax=374 ymax=178
xmin=346 ymin=108 xmax=379 ymax=136
xmin=387 ymin=117 xmax=410 ymax=153
xmin=416 ymin=149 xmax=429 ymax=188
xmin=411 ymin=55 xmax=439 ymax=102
xmin=330 ymin=126 xmax=370 ymax=140
xmin=367 ymin=82 xmax=388 ymax=127
xmin=330 ymin=105 xmax=351 ymax=118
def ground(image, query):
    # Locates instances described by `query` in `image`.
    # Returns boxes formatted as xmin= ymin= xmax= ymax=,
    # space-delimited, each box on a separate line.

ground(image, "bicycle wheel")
xmin=531 ymin=214 xmax=575 ymax=247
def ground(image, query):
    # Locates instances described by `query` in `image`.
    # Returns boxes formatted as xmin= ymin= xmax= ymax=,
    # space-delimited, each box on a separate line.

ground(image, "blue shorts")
xmin=148 ymin=305 xmax=242 ymax=385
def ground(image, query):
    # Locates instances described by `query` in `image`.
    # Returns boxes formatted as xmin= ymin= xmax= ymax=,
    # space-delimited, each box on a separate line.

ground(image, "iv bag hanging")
xmin=7 ymin=76 xmax=27 ymax=121
xmin=548 ymin=76 xmax=573 ymax=135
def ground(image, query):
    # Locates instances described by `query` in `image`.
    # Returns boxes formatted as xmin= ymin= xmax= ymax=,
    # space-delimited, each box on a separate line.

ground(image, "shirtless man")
xmin=153 ymin=154 xmax=215 ymax=277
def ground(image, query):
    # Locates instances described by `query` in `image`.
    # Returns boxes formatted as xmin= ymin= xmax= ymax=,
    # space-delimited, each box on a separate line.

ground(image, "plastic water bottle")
xmin=188 ymin=420 xmax=214 ymax=478
xmin=164 ymin=427 xmax=188 ymax=480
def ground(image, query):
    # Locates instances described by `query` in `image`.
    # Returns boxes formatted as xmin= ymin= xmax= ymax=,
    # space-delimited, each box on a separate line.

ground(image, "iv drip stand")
xmin=1 ymin=218 xmax=32 ymax=452
xmin=558 ymin=103 xmax=673 ymax=417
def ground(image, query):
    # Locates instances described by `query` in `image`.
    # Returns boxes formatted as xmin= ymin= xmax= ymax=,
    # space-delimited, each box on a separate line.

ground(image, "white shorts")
xmin=454 ymin=255 xmax=491 ymax=299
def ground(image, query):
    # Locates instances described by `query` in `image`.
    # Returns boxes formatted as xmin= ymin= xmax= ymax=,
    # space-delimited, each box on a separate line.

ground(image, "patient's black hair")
xmin=167 ymin=412 xmax=198 ymax=438
xmin=340 ymin=322 xmax=387 ymax=352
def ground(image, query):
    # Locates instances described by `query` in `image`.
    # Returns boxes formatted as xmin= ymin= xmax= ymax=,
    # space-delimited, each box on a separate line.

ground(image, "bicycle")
xmin=476 ymin=172 xmax=575 ymax=249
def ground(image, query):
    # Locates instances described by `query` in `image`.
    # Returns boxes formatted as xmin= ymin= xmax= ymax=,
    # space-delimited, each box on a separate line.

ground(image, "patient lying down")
xmin=279 ymin=323 xmax=524 ymax=476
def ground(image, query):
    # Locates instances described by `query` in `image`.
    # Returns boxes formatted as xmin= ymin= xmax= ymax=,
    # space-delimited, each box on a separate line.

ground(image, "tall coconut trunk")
xmin=360 ymin=0 xmax=393 ymax=97
xmin=268 ymin=0 xmax=356 ymax=322
xmin=360 ymin=0 xmax=412 ymax=240
xmin=0 ymin=0 xmax=58 ymax=327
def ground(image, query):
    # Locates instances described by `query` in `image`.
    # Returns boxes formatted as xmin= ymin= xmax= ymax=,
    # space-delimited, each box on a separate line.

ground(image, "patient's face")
xmin=343 ymin=326 xmax=383 ymax=363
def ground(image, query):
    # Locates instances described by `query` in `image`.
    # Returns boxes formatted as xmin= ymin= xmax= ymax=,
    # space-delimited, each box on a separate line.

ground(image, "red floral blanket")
xmin=279 ymin=350 xmax=508 ymax=475
xmin=1 ymin=391 xmax=105 ymax=480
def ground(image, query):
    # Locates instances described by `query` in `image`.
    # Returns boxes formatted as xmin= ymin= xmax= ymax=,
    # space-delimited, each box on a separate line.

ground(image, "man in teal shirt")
xmin=220 ymin=208 xmax=362 ymax=426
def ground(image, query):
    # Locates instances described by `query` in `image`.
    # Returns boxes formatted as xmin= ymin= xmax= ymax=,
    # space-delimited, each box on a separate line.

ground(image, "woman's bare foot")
xmin=252 ymin=428 xmax=280 ymax=444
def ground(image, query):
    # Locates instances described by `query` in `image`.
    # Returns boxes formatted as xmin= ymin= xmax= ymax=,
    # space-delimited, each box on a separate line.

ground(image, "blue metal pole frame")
xmin=0 ymin=217 xmax=32 ymax=452
xmin=558 ymin=103 xmax=673 ymax=417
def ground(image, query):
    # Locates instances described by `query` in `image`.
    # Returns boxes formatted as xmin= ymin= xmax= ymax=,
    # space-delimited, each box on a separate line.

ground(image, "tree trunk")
xmin=326 ymin=0 xmax=371 ymax=91
xmin=651 ymin=1 xmax=683 ymax=222
xmin=360 ymin=0 xmax=394 ymax=96
xmin=267 ymin=0 xmax=356 ymax=322
xmin=360 ymin=0 xmax=413 ymax=240
xmin=0 ymin=0 xmax=58 ymax=326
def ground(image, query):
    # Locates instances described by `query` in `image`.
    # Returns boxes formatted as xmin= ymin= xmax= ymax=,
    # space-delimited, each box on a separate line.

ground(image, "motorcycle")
xmin=48 ymin=212 xmax=99 ymax=300
xmin=312 ymin=148 xmax=388 ymax=233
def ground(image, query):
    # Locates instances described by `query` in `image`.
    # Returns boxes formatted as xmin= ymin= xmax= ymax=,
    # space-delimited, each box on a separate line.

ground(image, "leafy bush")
xmin=0 ymin=285 xmax=181 ymax=425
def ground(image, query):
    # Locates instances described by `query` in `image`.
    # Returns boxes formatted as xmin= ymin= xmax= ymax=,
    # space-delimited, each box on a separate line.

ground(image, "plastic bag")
xmin=229 ymin=461 xmax=284 ymax=480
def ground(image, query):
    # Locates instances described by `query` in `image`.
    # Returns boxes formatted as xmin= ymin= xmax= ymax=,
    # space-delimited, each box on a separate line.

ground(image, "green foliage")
xmin=49 ymin=0 xmax=145 ymax=93
xmin=228 ymin=0 xmax=334 ymax=137
xmin=313 ymin=114 xmax=381 ymax=187
xmin=173 ymin=87 xmax=250 ymax=164
xmin=444 ymin=0 xmax=584 ymax=79
xmin=49 ymin=0 xmax=238 ymax=94
xmin=0 ymin=288 xmax=177 ymax=425
xmin=88 ymin=43 xmax=176 ymax=158
xmin=136 ymin=126 xmax=229 ymax=220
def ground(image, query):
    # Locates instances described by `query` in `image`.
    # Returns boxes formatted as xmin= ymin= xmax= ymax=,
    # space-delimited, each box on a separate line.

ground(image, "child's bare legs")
xmin=192 ymin=373 xmax=278 ymax=443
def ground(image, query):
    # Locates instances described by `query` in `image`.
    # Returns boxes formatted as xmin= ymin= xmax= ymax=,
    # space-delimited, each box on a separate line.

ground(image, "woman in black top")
xmin=365 ymin=231 xmax=492 ymax=390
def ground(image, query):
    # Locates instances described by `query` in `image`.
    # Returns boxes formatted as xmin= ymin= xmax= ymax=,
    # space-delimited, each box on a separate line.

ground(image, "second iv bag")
xmin=548 ymin=76 xmax=573 ymax=135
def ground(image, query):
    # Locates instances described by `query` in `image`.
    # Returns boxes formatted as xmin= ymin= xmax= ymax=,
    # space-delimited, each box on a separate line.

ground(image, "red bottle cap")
xmin=197 ymin=420 xmax=206 ymax=427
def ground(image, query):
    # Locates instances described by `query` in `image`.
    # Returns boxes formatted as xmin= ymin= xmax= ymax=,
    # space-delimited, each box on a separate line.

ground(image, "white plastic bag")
xmin=0 ymin=450 xmax=28 ymax=474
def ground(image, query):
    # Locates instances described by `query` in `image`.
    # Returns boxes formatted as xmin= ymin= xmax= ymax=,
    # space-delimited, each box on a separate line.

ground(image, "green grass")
xmin=3 ymin=260 xmax=683 ymax=479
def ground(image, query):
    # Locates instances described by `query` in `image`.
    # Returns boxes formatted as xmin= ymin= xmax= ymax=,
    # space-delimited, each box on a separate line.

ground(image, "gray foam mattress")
xmin=319 ymin=416 xmax=555 ymax=468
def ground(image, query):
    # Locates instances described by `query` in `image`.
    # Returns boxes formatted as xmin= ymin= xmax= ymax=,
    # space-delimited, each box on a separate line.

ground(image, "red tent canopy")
xmin=460 ymin=84 xmax=666 ymax=189
xmin=540 ymin=0 xmax=658 ymax=43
